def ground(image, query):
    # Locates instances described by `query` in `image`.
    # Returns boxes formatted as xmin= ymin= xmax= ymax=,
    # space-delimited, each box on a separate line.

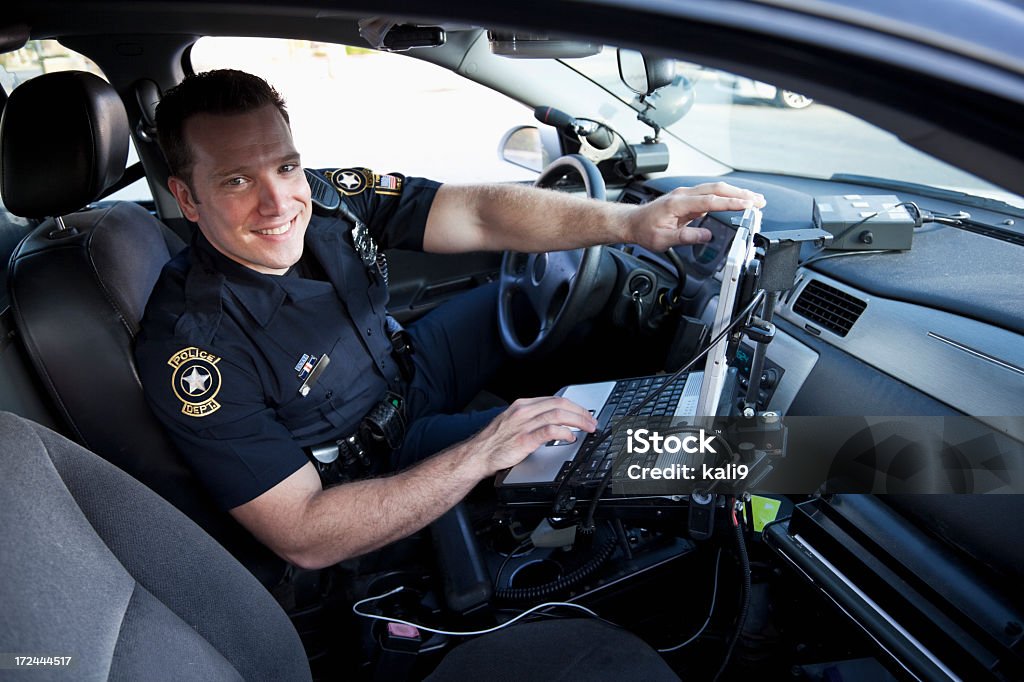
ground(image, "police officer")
xmin=136 ymin=69 xmax=764 ymax=570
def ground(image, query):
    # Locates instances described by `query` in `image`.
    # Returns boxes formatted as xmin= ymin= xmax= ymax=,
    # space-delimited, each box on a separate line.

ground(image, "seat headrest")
xmin=0 ymin=71 xmax=129 ymax=219
xmin=133 ymin=79 xmax=161 ymax=138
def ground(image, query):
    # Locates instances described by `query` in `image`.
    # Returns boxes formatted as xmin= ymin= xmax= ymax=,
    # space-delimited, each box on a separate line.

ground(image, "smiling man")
xmin=136 ymin=69 xmax=763 ymax=569
xmin=164 ymin=101 xmax=310 ymax=274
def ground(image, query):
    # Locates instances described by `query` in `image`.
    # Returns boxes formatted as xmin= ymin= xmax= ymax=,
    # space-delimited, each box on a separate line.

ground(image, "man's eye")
xmin=226 ymin=177 xmax=247 ymax=187
xmin=281 ymin=164 xmax=299 ymax=173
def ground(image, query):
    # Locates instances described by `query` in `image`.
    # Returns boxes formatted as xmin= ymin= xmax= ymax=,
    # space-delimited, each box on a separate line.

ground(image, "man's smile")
xmin=253 ymin=215 xmax=300 ymax=237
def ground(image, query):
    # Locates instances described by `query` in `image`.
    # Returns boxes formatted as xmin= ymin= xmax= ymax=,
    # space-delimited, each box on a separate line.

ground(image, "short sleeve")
xmin=136 ymin=340 xmax=309 ymax=510
xmin=320 ymin=167 xmax=440 ymax=251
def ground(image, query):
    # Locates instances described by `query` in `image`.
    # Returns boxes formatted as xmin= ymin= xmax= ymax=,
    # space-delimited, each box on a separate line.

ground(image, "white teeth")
xmin=256 ymin=224 xmax=289 ymax=235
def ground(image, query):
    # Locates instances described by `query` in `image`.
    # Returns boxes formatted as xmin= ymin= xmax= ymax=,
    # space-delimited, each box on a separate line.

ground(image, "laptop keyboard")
xmin=562 ymin=374 xmax=696 ymax=485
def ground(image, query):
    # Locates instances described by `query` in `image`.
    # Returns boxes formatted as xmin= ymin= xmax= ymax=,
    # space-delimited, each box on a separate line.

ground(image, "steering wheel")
xmin=498 ymin=154 xmax=606 ymax=359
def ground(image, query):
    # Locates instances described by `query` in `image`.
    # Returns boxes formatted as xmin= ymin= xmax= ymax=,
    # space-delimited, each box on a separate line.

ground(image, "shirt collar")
xmin=190 ymin=229 xmax=323 ymax=327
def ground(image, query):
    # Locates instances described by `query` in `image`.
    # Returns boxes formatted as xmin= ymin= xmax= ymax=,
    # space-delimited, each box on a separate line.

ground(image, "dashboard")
xmin=617 ymin=173 xmax=1024 ymax=443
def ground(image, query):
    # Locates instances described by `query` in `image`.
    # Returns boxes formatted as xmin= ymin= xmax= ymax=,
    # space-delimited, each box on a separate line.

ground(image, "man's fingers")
xmin=529 ymin=407 xmax=598 ymax=434
xmin=674 ymin=182 xmax=766 ymax=207
xmin=627 ymin=181 xmax=767 ymax=251
xmin=505 ymin=396 xmax=597 ymax=428
xmin=671 ymin=193 xmax=757 ymax=216
xmin=530 ymin=423 xmax=580 ymax=446
xmin=487 ymin=400 xmax=598 ymax=455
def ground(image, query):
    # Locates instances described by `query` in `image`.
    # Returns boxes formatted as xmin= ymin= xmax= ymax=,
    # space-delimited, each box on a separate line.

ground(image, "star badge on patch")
xmin=331 ymin=168 xmax=370 ymax=196
xmin=167 ymin=346 xmax=223 ymax=417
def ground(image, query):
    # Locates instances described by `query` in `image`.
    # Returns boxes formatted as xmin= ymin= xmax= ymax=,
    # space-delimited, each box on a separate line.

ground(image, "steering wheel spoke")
xmin=498 ymin=155 xmax=607 ymax=358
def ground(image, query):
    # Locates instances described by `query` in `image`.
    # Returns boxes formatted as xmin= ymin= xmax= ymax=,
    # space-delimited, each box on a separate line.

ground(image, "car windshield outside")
xmin=7 ymin=35 xmax=1020 ymax=218
xmin=190 ymin=37 xmax=539 ymax=183
xmin=566 ymin=48 xmax=1024 ymax=211
xmin=192 ymin=37 xmax=1024 ymax=216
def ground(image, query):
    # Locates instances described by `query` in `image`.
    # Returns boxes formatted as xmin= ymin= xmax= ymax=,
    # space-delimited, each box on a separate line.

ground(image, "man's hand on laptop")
xmin=467 ymin=396 xmax=598 ymax=475
xmin=625 ymin=182 xmax=766 ymax=252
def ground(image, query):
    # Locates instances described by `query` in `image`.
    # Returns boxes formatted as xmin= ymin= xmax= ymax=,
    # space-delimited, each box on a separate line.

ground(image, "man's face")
xmin=168 ymin=104 xmax=312 ymax=275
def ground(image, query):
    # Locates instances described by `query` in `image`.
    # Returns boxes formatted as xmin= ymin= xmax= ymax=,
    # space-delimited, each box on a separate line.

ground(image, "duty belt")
xmin=308 ymin=392 xmax=407 ymax=486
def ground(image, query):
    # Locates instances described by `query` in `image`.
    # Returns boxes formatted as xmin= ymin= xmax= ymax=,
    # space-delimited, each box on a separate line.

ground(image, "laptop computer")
xmin=496 ymin=207 xmax=762 ymax=491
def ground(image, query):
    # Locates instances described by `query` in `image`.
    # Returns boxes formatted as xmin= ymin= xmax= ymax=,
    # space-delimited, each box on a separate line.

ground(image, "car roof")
xmin=8 ymin=0 xmax=1023 ymax=69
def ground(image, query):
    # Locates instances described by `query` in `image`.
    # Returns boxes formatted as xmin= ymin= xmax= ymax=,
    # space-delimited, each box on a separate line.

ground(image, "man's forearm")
xmin=285 ymin=441 xmax=487 ymax=568
xmin=423 ymin=183 xmax=631 ymax=253
xmin=423 ymin=181 xmax=765 ymax=255
xmin=232 ymin=396 xmax=598 ymax=570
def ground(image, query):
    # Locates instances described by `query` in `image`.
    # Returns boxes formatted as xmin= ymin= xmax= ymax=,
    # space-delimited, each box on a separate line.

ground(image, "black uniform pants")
xmin=391 ymin=282 xmax=508 ymax=469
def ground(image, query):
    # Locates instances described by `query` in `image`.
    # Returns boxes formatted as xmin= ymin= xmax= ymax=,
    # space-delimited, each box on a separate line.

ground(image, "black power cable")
xmin=494 ymin=536 xmax=618 ymax=602
xmin=493 ymin=537 xmax=533 ymax=592
xmin=712 ymin=499 xmax=751 ymax=682
xmin=658 ymin=547 xmax=724 ymax=652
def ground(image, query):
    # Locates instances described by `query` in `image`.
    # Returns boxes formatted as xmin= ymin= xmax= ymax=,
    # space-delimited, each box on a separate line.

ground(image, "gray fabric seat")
xmin=0 ymin=411 xmax=311 ymax=681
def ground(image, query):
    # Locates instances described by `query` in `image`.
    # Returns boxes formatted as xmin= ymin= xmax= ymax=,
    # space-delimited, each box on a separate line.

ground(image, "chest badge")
xmin=168 ymin=346 xmax=223 ymax=417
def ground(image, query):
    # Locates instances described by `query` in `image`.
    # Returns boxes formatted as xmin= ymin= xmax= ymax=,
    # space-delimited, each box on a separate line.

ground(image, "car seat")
xmin=0 ymin=411 xmax=310 ymax=680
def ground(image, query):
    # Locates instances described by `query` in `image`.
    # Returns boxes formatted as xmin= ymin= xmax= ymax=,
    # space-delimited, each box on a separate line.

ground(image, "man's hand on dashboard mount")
xmin=625 ymin=182 xmax=766 ymax=252
xmin=466 ymin=396 xmax=598 ymax=475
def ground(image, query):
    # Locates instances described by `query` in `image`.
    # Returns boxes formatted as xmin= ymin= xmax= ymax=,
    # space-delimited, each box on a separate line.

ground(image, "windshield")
xmin=189 ymin=37 xmax=1023 ymax=212
xmin=190 ymin=37 xmax=538 ymax=183
xmin=567 ymin=48 xmax=1024 ymax=210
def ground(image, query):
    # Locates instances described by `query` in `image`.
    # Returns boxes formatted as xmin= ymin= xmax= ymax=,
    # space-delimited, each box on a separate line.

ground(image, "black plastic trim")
xmin=766 ymin=496 xmax=1024 ymax=681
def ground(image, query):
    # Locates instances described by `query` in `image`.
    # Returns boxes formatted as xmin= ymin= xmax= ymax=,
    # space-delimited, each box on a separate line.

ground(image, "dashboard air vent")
xmin=618 ymin=190 xmax=648 ymax=205
xmin=792 ymin=279 xmax=867 ymax=337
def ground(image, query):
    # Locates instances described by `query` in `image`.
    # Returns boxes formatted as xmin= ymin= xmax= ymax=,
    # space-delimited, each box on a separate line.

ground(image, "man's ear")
xmin=167 ymin=176 xmax=201 ymax=222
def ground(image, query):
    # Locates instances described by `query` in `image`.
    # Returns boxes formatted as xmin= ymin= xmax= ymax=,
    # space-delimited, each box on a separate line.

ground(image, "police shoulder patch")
xmin=329 ymin=167 xmax=372 ymax=196
xmin=167 ymin=346 xmax=223 ymax=418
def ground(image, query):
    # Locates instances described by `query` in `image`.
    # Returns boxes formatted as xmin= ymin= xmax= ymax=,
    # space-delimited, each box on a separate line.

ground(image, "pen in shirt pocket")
xmin=298 ymin=354 xmax=331 ymax=397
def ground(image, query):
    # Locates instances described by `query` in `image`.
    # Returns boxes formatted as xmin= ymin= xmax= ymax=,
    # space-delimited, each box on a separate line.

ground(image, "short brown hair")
xmin=156 ymin=69 xmax=290 ymax=184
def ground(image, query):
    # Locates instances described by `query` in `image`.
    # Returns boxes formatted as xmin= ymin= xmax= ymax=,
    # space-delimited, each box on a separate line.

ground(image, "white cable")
xmin=658 ymin=547 xmax=723 ymax=653
xmin=353 ymin=586 xmax=603 ymax=637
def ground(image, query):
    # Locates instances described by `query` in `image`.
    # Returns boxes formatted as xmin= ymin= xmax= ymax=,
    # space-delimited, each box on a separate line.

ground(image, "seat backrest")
xmin=0 ymin=71 xmax=284 ymax=586
xmin=0 ymin=411 xmax=311 ymax=681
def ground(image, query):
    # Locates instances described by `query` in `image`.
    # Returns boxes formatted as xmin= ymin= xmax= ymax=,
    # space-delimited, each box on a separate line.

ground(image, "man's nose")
xmin=258 ymin=178 xmax=291 ymax=215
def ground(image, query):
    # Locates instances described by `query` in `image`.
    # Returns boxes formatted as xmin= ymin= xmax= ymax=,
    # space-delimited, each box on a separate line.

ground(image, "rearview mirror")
xmin=617 ymin=49 xmax=676 ymax=96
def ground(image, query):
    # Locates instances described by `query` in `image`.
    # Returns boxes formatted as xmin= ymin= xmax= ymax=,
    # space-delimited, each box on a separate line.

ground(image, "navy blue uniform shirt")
xmin=136 ymin=168 xmax=440 ymax=510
